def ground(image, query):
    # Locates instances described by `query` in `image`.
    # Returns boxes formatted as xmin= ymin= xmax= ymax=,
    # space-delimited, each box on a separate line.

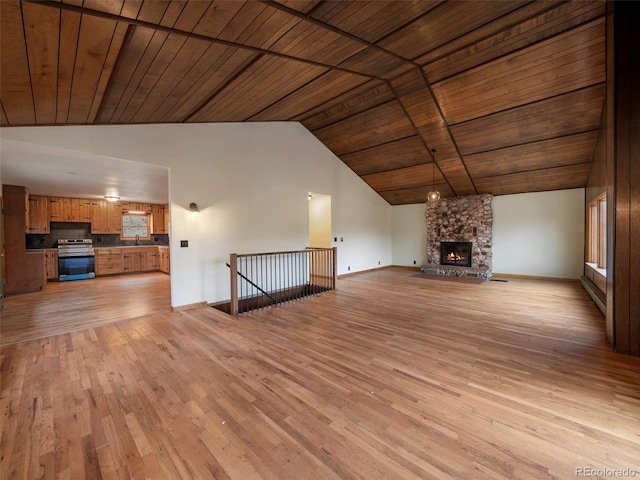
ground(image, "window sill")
xmin=585 ymin=262 xmax=606 ymax=278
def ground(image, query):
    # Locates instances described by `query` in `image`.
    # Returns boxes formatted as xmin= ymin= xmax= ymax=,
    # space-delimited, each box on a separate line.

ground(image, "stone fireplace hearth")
xmin=423 ymin=194 xmax=493 ymax=278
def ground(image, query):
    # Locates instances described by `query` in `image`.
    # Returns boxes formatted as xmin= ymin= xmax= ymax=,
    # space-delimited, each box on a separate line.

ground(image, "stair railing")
xmin=229 ymin=247 xmax=337 ymax=315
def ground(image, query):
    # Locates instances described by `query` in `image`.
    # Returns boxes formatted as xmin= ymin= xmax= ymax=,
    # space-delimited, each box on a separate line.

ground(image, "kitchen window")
xmin=122 ymin=213 xmax=150 ymax=240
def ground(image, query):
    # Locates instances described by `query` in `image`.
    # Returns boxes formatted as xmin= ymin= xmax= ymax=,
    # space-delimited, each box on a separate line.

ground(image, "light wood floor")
xmin=0 ymin=272 xmax=171 ymax=346
xmin=2 ymin=268 xmax=639 ymax=479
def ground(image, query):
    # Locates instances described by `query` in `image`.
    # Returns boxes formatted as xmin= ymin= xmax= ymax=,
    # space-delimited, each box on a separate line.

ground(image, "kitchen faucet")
xmin=135 ymin=234 xmax=140 ymax=245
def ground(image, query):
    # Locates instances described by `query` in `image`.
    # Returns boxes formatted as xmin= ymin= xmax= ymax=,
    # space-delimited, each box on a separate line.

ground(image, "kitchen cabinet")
xmin=122 ymin=247 xmax=158 ymax=273
xmin=158 ymin=247 xmax=170 ymax=274
xmin=27 ymin=195 xmax=50 ymax=233
xmin=106 ymin=201 xmax=122 ymax=234
xmin=91 ymin=199 xmax=122 ymax=234
xmin=95 ymin=248 xmax=123 ymax=276
xmin=151 ymin=204 xmax=169 ymax=234
xmin=95 ymin=246 xmax=168 ymax=276
xmin=44 ymin=249 xmax=58 ymax=280
xmin=49 ymin=197 xmax=72 ymax=222
xmin=90 ymin=200 xmax=108 ymax=233
xmin=49 ymin=197 xmax=92 ymax=223
xmin=72 ymin=198 xmax=92 ymax=223
xmin=121 ymin=202 xmax=151 ymax=213
xmin=3 ymin=185 xmax=45 ymax=295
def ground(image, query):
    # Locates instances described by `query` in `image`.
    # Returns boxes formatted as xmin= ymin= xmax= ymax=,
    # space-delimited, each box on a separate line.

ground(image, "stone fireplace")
xmin=424 ymin=194 xmax=493 ymax=278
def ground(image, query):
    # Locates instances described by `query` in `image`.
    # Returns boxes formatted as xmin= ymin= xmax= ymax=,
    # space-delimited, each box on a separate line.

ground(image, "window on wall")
xmin=122 ymin=213 xmax=150 ymax=240
xmin=588 ymin=194 xmax=606 ymax=271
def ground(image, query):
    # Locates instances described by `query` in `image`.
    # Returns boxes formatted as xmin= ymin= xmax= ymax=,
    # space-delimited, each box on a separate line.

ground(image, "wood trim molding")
xmin=171 ymin=301 xmax=208 ymax=312
xmin=491 ymin=273 xmax=580 ymax=283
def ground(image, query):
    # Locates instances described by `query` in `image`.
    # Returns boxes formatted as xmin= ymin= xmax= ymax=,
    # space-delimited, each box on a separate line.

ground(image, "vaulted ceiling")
xmin=0 ymin=0 xmax=605 ymax=204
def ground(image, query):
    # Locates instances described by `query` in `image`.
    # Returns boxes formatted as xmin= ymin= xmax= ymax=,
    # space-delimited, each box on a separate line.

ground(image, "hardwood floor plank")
xmin=0 ymin=272 xmax=171 ymax=346
xmin=1 ymin=268 xmax=639 ymax=478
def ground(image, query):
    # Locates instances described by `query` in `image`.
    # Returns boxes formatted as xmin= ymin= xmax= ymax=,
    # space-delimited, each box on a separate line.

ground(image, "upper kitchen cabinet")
xmin=48 ymin=196 xmax=72 ymax=222
xmin=49 ymin=197 xmax=92 ymax=223
xmin=152 ymin=204 xmax=169 ymax=234
xmin=73 ymin=198 xmax=92 ymax=223
xmin=121 ymin=202 xmax=152 ymax=213
xmin=27 ymin=195 xmax=49 ymax=233
xmin=91 ymin=199 xmax=122 ymax=234
xmin=90 ymin=200 xmax=108 ymax=234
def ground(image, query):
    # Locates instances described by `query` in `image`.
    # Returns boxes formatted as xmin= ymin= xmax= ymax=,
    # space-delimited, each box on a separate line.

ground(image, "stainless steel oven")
xmin=57 ymin=239 xmax=95 ymax=281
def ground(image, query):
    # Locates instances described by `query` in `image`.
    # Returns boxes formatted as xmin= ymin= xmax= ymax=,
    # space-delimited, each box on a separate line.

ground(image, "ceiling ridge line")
xmin=125 ymin=26 xmax=213 ymax=124
xmin=339 ymin=134 xmax=418 ymax=158
xmin=92 ymin=26 xmax=135 ymax=126
xmin=463 ymin=129 xmax=601 ymax=157
xmin=19 ymin=1 xmax=38 ymax=125
xmin=144 ymin=30 xmax=226 ymax=124
xmin=183 ymin=53 xmax=266 ymax=123
xmin=246 ymin=69 xmax=336 ymax=122
xmin=258 ymin=0 xmax=420 ymax=68
xmin=121 ymin=0 xmax=199 ymax=123
xmin=417 ymin=69 xmax=479 ymax=196
xmin=429 ymin=13 xmax=606 ymax=86
xmin=106 ymin=28 xmax=173 ymax=123
xmin=293 ymin=79 xmax=384 ymax=125
xmin=113 ymin=28 xmax=180 ymax=124
xmin=309 ymin=94 xmax=398 ymax=134
xmin=87 ymin=22 xmax=131 ymax=125
xmin=26 ymin=0 xmax=381 ymax=82
xmin=449 ymin=82 xmax=606 ymax=128
xmin=387 ymin=71 xmax=457 ymax=197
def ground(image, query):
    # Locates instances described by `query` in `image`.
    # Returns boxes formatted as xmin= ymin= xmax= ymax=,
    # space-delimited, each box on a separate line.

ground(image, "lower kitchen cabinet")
xmin=158 ymin=247 xmax=170 ymax=274
xmin=44 ymin=249 xmax=58 ymax=280
xmin=96 ymin=246 xmax=169 ymax=276
xmin=95 ymin=248 xmax=123 ymax=276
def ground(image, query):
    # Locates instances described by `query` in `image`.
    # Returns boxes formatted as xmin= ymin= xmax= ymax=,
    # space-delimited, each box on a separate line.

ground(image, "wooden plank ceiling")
xmin=0 ymin=0 xmax=606 ymax=204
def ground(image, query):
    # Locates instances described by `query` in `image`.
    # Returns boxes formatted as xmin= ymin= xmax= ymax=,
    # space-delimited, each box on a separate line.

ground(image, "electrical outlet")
xmin=348 ymin=266 xmax=350 ymax=271
xmin=334 ymin=237 xmax=337 ymax=242
xmin=180 ymin=240 xmax=188 ymax=248
xmin=340 ymin=237 xmax=344 ymax=242
xmin=413 ymin=260 xmax=416 ymax=264
xmin=378 ymin=261 xmax=380 ymax=265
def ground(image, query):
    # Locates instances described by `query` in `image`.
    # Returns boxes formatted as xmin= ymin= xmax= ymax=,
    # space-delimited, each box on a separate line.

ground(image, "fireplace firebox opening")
xmin=440 ymin=242 xmax=473 ymax=267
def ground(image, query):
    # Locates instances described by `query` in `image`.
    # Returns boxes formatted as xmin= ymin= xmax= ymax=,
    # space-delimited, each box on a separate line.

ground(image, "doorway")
xmin=309 ymin=192 xmax=331 ymax=248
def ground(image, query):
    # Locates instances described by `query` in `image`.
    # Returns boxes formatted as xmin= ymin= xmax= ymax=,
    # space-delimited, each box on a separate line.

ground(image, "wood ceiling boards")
xmin=0 ymin=0 xmax=606 ymax=205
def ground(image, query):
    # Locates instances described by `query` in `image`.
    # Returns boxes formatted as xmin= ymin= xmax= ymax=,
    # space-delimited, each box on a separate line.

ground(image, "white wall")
xmin=1 ymin=123 xmax=392 ymax=307
xmin=391 ymin=203 xmax=427 ymax=266
xmin=389 ymin=189 xmax=585 ymax=279
xmin=492 ymin=189 xmax=585 ymax=279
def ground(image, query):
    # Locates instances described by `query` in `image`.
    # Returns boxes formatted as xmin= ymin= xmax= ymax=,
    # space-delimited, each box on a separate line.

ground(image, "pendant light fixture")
xmin=427 ymin=148 xmax=440 ymax=202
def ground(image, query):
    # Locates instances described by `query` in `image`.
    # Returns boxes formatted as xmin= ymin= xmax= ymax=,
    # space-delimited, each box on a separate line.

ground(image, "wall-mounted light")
xmin=189 ymin=202 xmax=199 ymax=212
xmin=104 ymin=195 xmax=120 ymax=202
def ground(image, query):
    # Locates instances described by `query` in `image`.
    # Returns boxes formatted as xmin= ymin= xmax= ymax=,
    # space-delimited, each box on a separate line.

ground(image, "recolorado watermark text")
xmin=576 ymin=467 xmax=637 ymax=477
